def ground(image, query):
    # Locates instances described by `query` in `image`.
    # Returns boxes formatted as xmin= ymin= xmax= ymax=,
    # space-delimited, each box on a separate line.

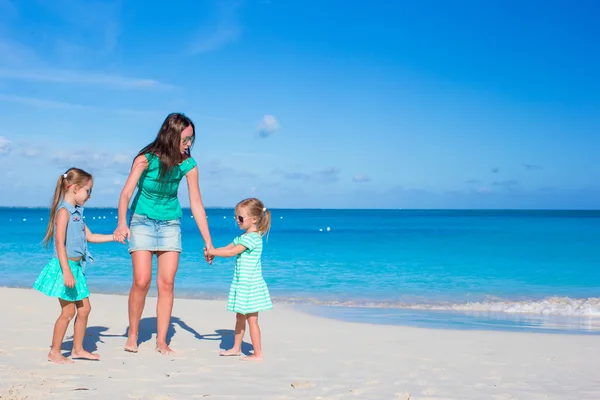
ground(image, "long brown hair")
xmin=42 ymin=167 xmax=92 ymax=248
xmin=237 ymin=198 xmax=271 ymax=237
xmin=137 ymin=113 xmax=195 ymax=181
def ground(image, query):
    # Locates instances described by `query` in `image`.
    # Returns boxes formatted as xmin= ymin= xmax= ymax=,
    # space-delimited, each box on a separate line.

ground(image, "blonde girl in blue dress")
xmin=34 ymin=168 xmax=118 ymax=364
xmin=206 ymin=198 xmax=273 ymax=361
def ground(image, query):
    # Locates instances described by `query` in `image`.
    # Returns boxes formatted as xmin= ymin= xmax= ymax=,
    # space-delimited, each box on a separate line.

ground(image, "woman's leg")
xmin=155 ymin=250 xmax=179 ymax=354
xmin=125 ymin=250 xmax=153 ymax=352
xmin=241 ymin=312 xmax=263 ymax=361
xmin=220 ymin=313 xmax=246 ymax=356
xmin=72 ymin=298 xmax=99 ymax=360
xmin=48 ymin=299 xmax=76 ymax=364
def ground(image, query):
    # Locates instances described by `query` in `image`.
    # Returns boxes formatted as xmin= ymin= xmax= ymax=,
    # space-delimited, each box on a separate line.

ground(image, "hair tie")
xmin=263 ymin=207 xmax=267 ymax=212
xmin=63 ymin=173 xmax=68 ymax=178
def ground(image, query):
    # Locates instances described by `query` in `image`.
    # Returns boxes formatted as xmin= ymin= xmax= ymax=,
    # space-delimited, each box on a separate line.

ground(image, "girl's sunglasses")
xmin=236 ymin=215 xmax=249 ymax=223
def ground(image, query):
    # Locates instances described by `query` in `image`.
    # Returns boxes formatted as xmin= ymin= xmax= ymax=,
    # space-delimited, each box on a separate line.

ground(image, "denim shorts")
xmin=128 ymin=213 xmax=182 ymax=253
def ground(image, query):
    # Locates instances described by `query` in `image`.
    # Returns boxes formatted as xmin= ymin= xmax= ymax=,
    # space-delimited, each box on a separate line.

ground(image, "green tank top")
xmin=130 ymin=153 xmax=197 ymax=221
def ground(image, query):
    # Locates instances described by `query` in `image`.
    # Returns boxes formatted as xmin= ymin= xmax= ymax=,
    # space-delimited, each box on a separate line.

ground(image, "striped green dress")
xmin=227 ymin=232 xmax=272 ymax=314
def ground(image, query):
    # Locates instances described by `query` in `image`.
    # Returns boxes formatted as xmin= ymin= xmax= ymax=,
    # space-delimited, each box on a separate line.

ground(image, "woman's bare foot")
xmin=72 ymin=349 xmax=100 ymax=360
xmin=48 ymin=351 xmax=74 ymax=364
xmin=124 ymin=336 xmax=138 ymax=353
xmin=155 ymin=344 xmax=174 ymax=355
xmin=219 ymin=349 xmax=242 ymax=356
xmin=240 ymin=355 xmax=263 ymax=362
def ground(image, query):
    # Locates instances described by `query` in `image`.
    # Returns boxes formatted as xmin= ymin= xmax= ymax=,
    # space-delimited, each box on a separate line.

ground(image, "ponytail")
xmin=256 ymin=209 xmax=271 ymax=237
xmin=42 ymin=174 xmax=67 ymax=248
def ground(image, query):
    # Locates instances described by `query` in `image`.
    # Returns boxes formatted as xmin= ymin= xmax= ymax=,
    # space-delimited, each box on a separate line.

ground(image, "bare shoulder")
xmin=132 ymin=154 xmax=149 ymax=170
xmin=56 ymin=207 xmax=70 ymax=222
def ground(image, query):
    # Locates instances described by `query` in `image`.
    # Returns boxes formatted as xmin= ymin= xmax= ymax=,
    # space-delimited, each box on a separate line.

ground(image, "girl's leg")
xmin=125 ymin=250 xmax=153 ymax=352
xmin=241 ymin=312 xmax=263 ymax=361
xmin=155 ymin=250 xmax=179 ymax=354
xmin=48 ymin=299 xmax=76 ymax=364
xmin=72 ymin=298 xmax=99 ymax=360
xmin=220 ymin=313 xmax=246 ymax=356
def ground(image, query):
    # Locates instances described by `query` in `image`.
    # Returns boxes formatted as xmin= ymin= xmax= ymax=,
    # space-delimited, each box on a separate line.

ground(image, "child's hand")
xmin=113 ymin=232 xmax=127 ymax=244
xmin=63 ymin=272 xmax=76 ymax=288
xmin=204 ymin=247 xmax=214 ymax=264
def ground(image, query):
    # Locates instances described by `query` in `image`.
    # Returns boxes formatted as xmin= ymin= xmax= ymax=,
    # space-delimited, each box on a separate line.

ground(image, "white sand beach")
xmin=1 ymin=287 xmax=599 ymax=400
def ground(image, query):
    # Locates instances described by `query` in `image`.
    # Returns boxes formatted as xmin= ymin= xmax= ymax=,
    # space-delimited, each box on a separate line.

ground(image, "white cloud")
xmin=113 ymin=153 xmax=132 ymax=165
xmin=50 ymin=150 xmax=133 ymax=174
xmin=21 ymin=148 xmax=39 ymax=157
xmin=353 ymin=174 xmax=371 ymax=183
xmin=0 ymin=68 xmax=173 ymax=90
xmin=0 ymin=136 xmax=12 ymax=155
xmin=0 ymin=94 xmax=160 ymax=117
xmin=257 ymin=115 xmax=281 ymax=137
xmin=0 ymin=93 xmax=96 ymax=110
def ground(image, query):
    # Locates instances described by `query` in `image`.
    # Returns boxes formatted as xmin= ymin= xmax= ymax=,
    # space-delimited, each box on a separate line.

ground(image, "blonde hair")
xmin=42 ymin=167 xmax=92 ymax=248
xmin=236 ymin=198 xmax=271 ymax=236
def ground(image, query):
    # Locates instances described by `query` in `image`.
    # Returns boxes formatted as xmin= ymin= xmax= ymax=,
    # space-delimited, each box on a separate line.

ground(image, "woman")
xmin=113 ymin=113 xmax=213 ymax=355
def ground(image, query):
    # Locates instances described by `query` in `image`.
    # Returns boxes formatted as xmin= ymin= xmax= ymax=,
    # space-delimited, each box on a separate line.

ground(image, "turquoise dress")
xmin=33 ymin=201 xmax=91 ymax=301
xmin=227 ymin=232 xmax=272 ymax=314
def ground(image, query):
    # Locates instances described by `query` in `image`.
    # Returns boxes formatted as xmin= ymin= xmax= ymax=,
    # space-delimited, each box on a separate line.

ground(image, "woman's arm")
xmin=186 ymin=167 xmax=213 ymax=249
xmin=114 ymin=155 xmax=148 ymax=241
xmin=55 ymin=208 xmax=75 ymax=288
xmin=84 ymin=225 xmax=115 ymax=243
xmin=207 ymin=244 xmax=246 ymax=258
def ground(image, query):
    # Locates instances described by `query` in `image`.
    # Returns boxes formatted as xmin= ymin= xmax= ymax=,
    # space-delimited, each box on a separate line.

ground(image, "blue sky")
xmin=0 ymin=0 xmax=598 ymax=209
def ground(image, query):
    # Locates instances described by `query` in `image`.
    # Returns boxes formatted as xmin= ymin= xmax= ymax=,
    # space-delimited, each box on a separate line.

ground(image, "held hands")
xmin=113 ymin=225 xmax=130 ymax=244
xmin=204 ymin=246 xmax=214 ymax=265
xmin=63 ymin=271 xmax=76 ymax=288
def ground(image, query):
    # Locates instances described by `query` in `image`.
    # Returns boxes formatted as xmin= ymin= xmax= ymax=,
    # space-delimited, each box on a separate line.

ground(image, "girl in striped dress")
xmin=206 ymin=198 xmax=272 ymax=361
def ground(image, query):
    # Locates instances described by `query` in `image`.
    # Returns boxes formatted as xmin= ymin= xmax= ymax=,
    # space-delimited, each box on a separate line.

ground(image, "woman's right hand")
xmin=63 ymin=272 xmax=76 ymax=288
xmin=113 ymin=225 xmax=130 ymax=244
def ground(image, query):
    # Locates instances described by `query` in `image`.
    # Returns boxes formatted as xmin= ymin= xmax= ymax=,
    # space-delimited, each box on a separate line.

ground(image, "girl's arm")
xmin=207 ymin=244 xmax=246 ymax=258
xmin=84 ymin=225 xmax=115 ymax=243
xmin=186 ymin=167 xmax=213 ymax=249
xmin=114 ymin=155 xmax=148 ymax=241
xmin=55 ymin=208 xmax=76 ymax=288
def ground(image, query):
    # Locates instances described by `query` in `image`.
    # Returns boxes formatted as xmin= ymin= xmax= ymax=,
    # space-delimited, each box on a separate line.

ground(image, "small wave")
xmin=421 ymin=297 xmax=600 ymax=317
xmin=279 ymin=296 xmax=600 ymax=318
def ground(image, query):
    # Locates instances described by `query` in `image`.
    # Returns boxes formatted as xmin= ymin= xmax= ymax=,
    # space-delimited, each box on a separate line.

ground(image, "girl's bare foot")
xmin=240 ymin=355 xmax=263 ymax=362
xmin=48 ymin=351 xmax=74 ymax=364
xmin=72 ymin=349 xmax=100 ymax=360
xmin=219 ymin=349 xmax=242 ymax=356
xmin=124 ymin=336 xmax=138 ymax=353
xmin=155 ymin=344 xmax=174 ymax=355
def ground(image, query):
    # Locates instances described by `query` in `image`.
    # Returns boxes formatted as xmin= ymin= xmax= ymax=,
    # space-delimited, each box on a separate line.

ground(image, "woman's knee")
xmin=132 ymin=277 xmax=151 ymax=292
xmin=157 ymin=277 xmax=175 ymax=293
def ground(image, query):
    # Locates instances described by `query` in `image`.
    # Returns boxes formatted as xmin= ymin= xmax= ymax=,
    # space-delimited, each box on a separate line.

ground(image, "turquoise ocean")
xmin=1 ymin=208 xmax=599 ymax=334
